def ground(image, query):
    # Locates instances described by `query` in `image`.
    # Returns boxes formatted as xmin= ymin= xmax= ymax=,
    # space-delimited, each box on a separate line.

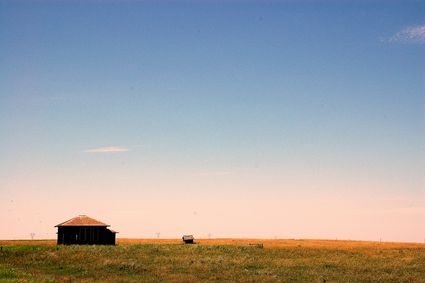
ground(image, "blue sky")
xmin=0 ymin=1 xmax=424 ymax=241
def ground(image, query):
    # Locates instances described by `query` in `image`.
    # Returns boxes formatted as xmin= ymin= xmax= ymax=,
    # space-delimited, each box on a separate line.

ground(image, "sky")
xmin=0 ymin=0 xmax=424 ymax=242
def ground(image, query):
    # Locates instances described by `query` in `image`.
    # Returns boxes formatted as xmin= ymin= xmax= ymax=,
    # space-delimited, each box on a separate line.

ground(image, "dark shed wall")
xmin=57 ymin=226 xmax=115 ymax=245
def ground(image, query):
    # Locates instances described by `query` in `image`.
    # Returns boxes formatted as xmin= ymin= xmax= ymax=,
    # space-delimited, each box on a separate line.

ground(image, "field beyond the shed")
xmin=1 ymin=239 xmax=425 ymax=282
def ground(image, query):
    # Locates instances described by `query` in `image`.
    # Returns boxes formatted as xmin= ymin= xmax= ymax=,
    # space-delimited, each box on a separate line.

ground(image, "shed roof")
xmin=55 ymin=215 xmax=109 ymax=227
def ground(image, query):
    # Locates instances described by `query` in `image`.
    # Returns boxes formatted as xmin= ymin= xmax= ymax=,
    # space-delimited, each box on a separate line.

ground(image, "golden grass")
xmin=119 ymin=238 xmax=425 ymax=249
xmin=0 ymin=240 xmax=56 ymax=246
xmin=1 ymin=238 xmax=424 ymax=249
xmin=2 ymin=238 xmax=425 ymax=282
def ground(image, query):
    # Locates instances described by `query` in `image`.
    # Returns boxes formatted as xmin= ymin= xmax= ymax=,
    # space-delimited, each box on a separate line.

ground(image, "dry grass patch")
xmin=1 ymin=239 xmax=425 ymax=282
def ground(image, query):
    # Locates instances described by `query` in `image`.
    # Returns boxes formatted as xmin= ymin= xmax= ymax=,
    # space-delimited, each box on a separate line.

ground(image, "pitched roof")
xmin=55 ymin=215 xmax=109 ymax=227
xmin=182 ymin=235 xmax=194 ymax=240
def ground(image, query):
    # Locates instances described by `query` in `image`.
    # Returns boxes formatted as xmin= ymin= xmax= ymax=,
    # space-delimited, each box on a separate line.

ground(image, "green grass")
xmin=1 ymin=243 xmax=425 ymax=282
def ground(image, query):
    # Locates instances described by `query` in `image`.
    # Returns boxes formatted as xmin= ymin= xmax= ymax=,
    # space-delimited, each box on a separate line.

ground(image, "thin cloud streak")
xmin=84 ymin=146 xmax=129 ymax=153
xmin=389 ymin=24 xmax=425 ymax=43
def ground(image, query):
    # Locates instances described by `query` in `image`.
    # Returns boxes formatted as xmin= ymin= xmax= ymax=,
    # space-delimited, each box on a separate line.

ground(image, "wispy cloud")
xmin=389 ymin=24 xmax=425 ymax=43
xmin=84 ymin=146 xmax=129 ymax=153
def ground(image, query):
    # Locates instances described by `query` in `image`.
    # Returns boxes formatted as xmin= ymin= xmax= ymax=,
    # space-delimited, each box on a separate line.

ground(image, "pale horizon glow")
xmin=1 ymin=1 xmax=424 ymax=242
xmin=84 ymin=146 xmax=129 ymax=154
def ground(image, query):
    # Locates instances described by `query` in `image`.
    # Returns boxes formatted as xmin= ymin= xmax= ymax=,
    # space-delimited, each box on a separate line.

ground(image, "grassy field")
xmin=1 ymin=239 xmax=425 ymax=282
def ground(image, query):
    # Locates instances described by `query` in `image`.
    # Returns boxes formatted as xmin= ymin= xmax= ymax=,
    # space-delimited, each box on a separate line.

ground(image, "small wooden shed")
xmin=55 ymin=215 xmax=118 ymax=245
xmin=182 ymin=235 xmax=194 ymax=244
